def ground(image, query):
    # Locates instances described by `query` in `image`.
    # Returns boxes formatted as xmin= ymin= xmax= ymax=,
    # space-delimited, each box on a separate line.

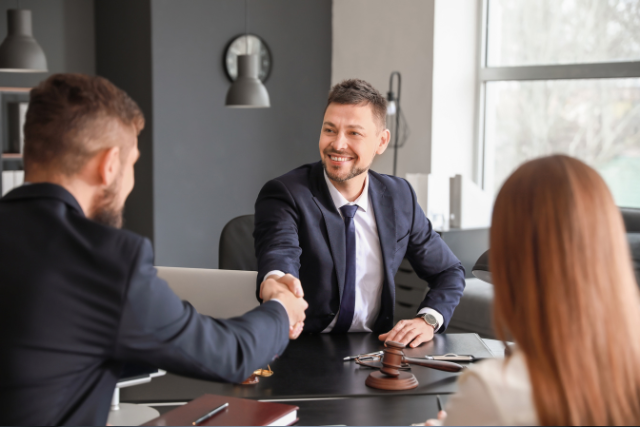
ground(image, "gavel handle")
xmin=403 ymin=357 xmax=464 ymax=372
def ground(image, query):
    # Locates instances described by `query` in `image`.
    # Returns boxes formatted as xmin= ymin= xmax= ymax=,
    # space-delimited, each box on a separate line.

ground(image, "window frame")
xmin=476 ymin=0 xmax=640 ymax=190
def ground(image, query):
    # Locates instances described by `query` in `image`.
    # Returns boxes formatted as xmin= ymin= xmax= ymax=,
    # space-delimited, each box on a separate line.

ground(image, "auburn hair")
xmin=24 ymin=73 xmax=144 ymax=176
xmin=491 ymin=155 xmax=640 ymax=425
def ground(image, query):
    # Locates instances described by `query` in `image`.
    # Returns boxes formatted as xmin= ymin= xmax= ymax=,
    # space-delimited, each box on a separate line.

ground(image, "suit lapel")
xmin=369 ymin=173 xmax=397 ymax=326
xmin=369 ymin=173 xmax=396 ymax=277
xmin=310 ymin=163 xmax=346 ymax=300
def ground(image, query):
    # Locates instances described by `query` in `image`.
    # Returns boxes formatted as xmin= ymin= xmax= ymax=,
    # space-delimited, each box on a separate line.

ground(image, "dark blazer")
xmin=0 ymin=184 xmax=290 ymax=426
xmin=254 ymin=162 xmax=465 ymax=333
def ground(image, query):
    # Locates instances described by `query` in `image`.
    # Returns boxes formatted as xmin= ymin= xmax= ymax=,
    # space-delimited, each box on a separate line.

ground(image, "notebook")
xmin=142 ymin=394 xmax=298 ymax=426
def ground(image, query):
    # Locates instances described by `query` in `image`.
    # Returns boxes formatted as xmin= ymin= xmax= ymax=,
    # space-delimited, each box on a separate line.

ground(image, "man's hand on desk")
xmin=261 ymin=274 xmax=308 ymax=339
xmin=378 ymin=318 xmax=435 ymax=348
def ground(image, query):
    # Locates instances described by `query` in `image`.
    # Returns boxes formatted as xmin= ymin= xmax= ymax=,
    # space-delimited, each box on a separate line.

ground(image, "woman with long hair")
xmin=428 ymin=155 xmax=640 ymax=425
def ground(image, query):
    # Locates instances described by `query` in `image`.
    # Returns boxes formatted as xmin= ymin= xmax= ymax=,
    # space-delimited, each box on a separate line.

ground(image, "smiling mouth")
xmin=326 ymin=153 xmax=354 ymax=163
xmin=331 ymin=156 xmax=350 ymax=162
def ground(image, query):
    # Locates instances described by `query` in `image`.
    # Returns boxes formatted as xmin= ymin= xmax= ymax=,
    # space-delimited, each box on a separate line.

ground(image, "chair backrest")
xmin=156 ymin=267 xmax=259 ymax=318
xmin=472 ymin=208 xmax=640 ymax=286
xmin=622 ymin=208 xmax=640 ymax=233
xmin=622 ymin=208 xmax=640 ymax=286
xmin=218 ymin=214 xmax=257 ymax=271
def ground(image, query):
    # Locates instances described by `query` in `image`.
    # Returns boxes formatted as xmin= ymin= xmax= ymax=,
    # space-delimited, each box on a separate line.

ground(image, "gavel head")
xmin=380 ymin=340 xmax=406 ymax=377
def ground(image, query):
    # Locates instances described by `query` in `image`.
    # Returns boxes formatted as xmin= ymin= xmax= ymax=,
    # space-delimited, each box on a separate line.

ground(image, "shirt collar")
xmin=323 ymin=169 xmax=370 ymax=213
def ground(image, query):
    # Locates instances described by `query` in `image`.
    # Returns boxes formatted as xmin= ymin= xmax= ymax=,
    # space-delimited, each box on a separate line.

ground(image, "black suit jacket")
xmin=0 ymin=184 xmax=290 ymax=426
xmin=254 ymin=162 xmax=465 ymax=333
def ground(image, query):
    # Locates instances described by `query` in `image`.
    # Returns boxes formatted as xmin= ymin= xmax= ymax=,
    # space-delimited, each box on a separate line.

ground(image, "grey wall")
xmin=0 ymin=0 xmax=95 ymax=87
xmin=332 ymin=0 xmax=435 ymax=177
xmin=95 ymin=0 xmax=154 ymax=242
xmin=150 ymin=0 xmax=331 ymax=267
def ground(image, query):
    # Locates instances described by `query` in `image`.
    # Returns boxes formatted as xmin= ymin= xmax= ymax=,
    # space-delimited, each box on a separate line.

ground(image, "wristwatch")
xmin=418 ymin=313 xmax=439 ymax=331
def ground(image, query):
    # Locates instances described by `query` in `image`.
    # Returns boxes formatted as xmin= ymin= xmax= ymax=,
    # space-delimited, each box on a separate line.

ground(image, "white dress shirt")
xmin=266 ymin=171 xmax=443 ymax=332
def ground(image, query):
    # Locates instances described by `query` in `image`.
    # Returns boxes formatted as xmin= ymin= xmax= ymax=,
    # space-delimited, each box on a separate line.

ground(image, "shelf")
xmin=2 ymin=153 xmax=22 ymax=159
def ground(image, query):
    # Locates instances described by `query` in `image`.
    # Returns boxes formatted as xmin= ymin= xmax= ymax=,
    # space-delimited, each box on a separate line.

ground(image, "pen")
xmin=437 ymin=395 xmax=443 ymax=412
xmin=424 ymin=354 xmax=476 ymax=362
xmin=192 ymin=402 xmax=229 ymax=425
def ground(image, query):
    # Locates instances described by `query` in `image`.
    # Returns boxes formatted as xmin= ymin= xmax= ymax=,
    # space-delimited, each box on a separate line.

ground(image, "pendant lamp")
xmin=0 ymin=9 xmax=47 ymax=72
xmin=225 ymin=0 xmax=270 ymax=108
xmin=225 ymin=54 xmax=270 ymax=108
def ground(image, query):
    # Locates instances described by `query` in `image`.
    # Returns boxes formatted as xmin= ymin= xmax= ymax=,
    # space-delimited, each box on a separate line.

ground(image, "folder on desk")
xmin=403 ymin=333 xmax=495 ymax=360
xmin=142 ymin=394 xmax=298 ymax=426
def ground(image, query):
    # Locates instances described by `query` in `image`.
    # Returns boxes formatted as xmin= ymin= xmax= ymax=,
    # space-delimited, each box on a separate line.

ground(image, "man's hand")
xmin=378 ymin=318 xmax=435 ymax=348
xmin=261 ymin=275 xmax=307 ymax=339
xmin=260 ymin=273 xmax=304 ymax=300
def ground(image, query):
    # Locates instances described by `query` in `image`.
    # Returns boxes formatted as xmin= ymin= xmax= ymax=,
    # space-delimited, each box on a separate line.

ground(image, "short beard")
xmin=90 ymin=178 xmax=124 ymax=228
xmin=322 ymin=154 xmax=370 ymax=183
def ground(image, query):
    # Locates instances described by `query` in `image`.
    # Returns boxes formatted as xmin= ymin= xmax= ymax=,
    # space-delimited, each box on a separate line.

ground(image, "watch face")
xmin=424 ymin=314 xmax=437 ymax=325
xmin=224 ymin=34 xmax=272 ymax=82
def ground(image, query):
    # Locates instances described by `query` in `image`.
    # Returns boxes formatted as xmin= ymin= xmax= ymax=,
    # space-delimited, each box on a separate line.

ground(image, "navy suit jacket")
xmin=254 ymin=162 xmax=465 ymax=333
xmin=0 ymin=184 xmax=290 ymax=426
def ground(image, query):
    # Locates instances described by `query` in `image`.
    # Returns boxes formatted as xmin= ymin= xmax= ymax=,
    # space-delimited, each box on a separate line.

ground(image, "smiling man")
xmin=254 ymin=79 xmax=465 ymax=347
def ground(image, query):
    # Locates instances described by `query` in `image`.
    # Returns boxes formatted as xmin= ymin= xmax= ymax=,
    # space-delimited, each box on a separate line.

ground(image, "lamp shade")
xmin=386 ymin=100 xmax=397 ymax=116
xmin=0 ymin=9 xmax=47 ymax=72
xmin=472 ymin=249 xmax=492 ymax=284
xmin=386 ymin=91 xmax=396 ymax=115
xmin=225 ymin=54 xmax=270 ymax=108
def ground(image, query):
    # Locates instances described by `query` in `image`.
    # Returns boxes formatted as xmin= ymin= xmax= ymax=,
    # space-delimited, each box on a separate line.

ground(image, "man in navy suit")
xmin=254 ymin=79 xmax=465 ymax=347
xmin=0 ymin=74 xmax=307 ymax=426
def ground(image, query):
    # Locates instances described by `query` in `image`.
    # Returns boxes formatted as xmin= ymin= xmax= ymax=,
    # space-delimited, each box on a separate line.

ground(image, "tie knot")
xmin=340 ymin=204 xmax=358 ymax=219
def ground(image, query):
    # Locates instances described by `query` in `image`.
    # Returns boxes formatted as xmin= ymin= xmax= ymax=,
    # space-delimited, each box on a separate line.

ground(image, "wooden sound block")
xmin=365 ymin=371 xmax=419 ymax=390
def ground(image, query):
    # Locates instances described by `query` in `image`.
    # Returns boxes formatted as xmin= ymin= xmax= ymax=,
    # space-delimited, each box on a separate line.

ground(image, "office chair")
xmin=219 ymin=214 xmax=258 ymax=271
xmin=473 ymin=208 xmax=640 ymax=286
xmin=622 ymin=208 xmax=640 ymax=286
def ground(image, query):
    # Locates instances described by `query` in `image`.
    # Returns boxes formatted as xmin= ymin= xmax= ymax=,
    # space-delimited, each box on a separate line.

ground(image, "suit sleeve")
xmin=402 ymin=181 xmax=466 ymax=332
xmin=253 ymin=179 xmax=302 ymax=301
xmin=113 ymin=239 xmax=290 ymax=384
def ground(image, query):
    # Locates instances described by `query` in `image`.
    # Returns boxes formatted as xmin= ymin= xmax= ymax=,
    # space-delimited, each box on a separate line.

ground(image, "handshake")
xmin=260 ymin=274 xmax=308 ymax=339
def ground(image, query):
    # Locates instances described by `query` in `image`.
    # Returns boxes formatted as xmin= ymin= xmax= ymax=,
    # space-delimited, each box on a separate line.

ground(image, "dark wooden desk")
xmin=151 ymin=394 xmax=451 ymax=426
xmin=122 ymin=333 xmax=493 ymax=403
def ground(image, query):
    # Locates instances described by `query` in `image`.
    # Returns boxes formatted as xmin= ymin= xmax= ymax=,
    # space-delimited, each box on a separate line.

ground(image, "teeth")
xmin=331 ymin=156 xmax=349 ymax=162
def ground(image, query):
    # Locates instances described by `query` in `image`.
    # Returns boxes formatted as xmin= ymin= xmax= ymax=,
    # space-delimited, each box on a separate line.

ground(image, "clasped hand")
xmin=260 ymin=274 xmax=308 ymax=339
xmin=378 ymin=318 xmax=435 ymax=348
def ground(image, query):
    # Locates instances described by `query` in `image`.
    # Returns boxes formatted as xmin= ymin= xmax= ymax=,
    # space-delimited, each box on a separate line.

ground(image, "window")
xmin=479 ymin=0 xmax=640 ymax=208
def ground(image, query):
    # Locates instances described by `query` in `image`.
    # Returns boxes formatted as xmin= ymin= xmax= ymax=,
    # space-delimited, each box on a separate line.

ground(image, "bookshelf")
xmin=1 ymin=87 xmax=29 ymax=196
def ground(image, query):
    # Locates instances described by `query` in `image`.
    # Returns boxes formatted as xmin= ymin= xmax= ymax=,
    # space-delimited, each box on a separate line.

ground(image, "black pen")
xmin=192 ymin=402 xmax=229 ymax=425
xmin=437 ymin=395 xmax=443 ymax=412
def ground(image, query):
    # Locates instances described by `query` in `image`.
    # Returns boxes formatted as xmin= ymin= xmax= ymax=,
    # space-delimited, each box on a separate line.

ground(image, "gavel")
xmin=381 ymin=340 xmax=464 ymax=374
xmin=363 ymin=341 xmax=464 ymax=390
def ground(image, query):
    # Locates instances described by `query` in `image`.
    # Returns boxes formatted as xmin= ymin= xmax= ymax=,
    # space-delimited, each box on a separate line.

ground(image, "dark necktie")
xmin=332 ymin=204 xmax=359 ymax=333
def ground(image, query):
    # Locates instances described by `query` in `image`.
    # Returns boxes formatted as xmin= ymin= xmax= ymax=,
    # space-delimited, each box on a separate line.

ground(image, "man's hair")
xmin=24 ymin=73 xmax=145 ymax=175
xmin=326 ymin=79 xmax=387 ymax=129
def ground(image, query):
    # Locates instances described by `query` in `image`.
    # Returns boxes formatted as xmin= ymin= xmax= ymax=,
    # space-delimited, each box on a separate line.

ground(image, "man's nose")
xmin=333 ymin=132 xmax=349 ymax=151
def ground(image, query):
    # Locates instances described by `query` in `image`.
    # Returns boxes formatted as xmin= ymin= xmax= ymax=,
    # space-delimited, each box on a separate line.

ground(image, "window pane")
xmin=488 ymin=0 xmax=640 ymax=66
xmin=484 ymin=78 xmax=640 ymax=208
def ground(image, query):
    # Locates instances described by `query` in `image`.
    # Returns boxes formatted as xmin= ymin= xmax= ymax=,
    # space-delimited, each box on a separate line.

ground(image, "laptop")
xmin=156 ymin=267 xmax=259 ymax=319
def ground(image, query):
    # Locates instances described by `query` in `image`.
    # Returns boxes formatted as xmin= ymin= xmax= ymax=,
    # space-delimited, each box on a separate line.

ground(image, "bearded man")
xmin=254 ymin=79 xmax=465 ymax=346
xmin=0 ymin=74 xmax=307 ymax=426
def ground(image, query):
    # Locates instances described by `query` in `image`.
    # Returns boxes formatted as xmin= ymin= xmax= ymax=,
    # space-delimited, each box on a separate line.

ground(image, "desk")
xmin=150 ymin=395 xmax=451 ymax=426
xmin=123 ymin=333 xmax=494 ymax=402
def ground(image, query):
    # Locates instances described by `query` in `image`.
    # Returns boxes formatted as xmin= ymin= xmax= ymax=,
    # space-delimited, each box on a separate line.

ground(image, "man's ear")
xmin=97 ymin=146 xmax=121 ymax=186
xmin=376 ymin=128 xmax=391 ymax=155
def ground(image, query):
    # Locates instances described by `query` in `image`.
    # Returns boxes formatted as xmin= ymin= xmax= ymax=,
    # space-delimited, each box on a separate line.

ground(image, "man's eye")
xmin=324 ymin=128 xmax=334 ymax=133
xmin=352 ymin=132 xmax=361 ymax=136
